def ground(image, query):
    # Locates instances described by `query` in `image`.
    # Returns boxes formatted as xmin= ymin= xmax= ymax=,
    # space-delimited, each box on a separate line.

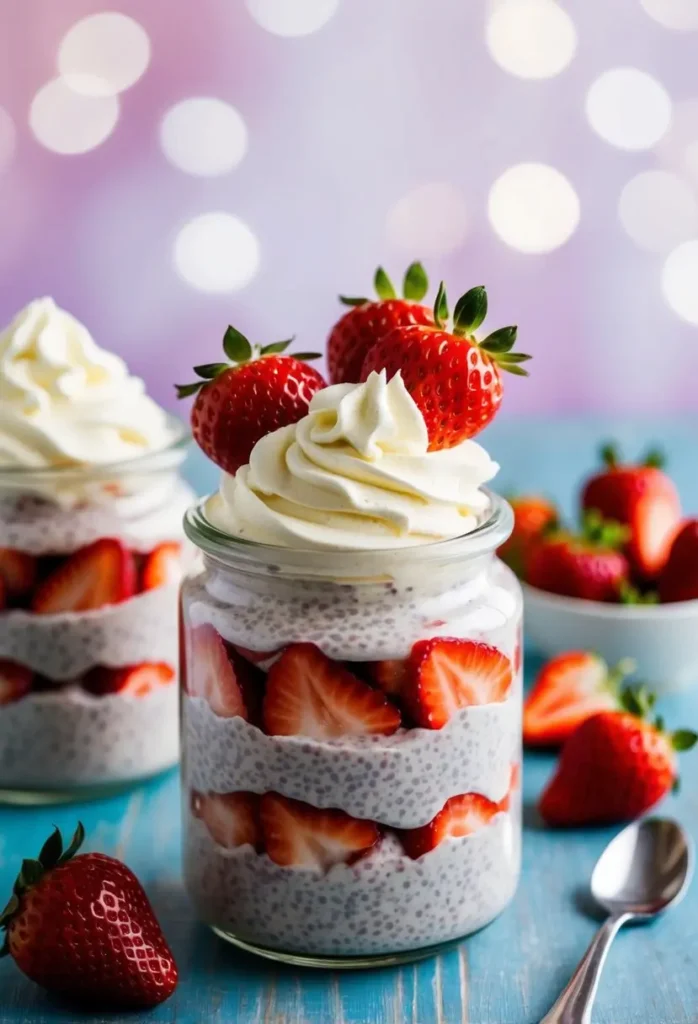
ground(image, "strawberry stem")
xmin=340 ymin=262 xmax=430 ymax=307
xmin=433 ymin=281 xmax=449 ymax=328
xmin=600 ymin=442 xmax=619 ymax=468
xmin=643 ymin=447 xmax=665 ymax=469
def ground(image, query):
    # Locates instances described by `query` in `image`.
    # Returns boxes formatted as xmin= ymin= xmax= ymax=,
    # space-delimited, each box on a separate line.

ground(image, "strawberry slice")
xmin=404 ymin=639 xmax=512 ymax=730
xmin=0 ymin=660 xmax=33 ymax=705
xmin=141 ymin=543 xmax=183 ymax=591
xmin=31 ymin=539 xmax=137 ymax=614
xmin=191 ymin=790 xmax=262 ymax=850
xmin=398 ymin=792 xmax=501 ymax=859
xmin=83 ymin=662 xmax=175 ymax=698
xmin=367 ymin=659 xmax=410 ymax=697
xmin=189 ymin=623 xmax=263 ymax=721
xmin=498 ymin=762 xmax=522 ymax=812
xmin=631 ymin=492 xmax=681 ymax=580
xmin=0 ymin=548 xmax=37 ymax=599
xmin=523 ymin=652 xmax=630 ymax=748
xmin=260 ymin=792 xmax=380 ymax=869
xmin=231 ymin=644 xmax=284 ymax=670
xmin=262 ymin=643 xmax=401 ymax=739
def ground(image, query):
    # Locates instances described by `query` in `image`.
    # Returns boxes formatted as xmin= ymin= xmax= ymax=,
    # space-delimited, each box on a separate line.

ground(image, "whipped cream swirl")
xmin=0 ymin=298 xmax=174 ymax=468
xmin=206 ymin=370 xmax=499 ymax=550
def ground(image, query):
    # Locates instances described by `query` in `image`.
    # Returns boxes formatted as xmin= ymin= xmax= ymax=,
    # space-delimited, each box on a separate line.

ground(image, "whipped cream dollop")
xmin=206 ymin=370 xmax=499 ymax=550
xmin=0 ymin=298 xmax=175 ymax=468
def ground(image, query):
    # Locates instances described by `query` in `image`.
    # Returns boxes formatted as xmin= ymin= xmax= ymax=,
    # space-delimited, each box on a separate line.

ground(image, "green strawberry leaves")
xmin=672 ymin=729 xmax=698 ymax=752
xmin=403 ymin=261 xmax=429 ymax=301
xmin=223 ymin=326 xmax=253 ymax=363
xmin=580 ymin=509 xmax=630 ymax=550
xmin=434 ymin=281 xmax=449 ymax=328
xmin=374 ymin=267 xmax=396 ymax=301
xmin=454 ymin=286 xmax=487 ymax=333
xmin=433 ymin=281 xmax=531 ymax=375
xmin=340 ymin=262 xmax=429 ymax=307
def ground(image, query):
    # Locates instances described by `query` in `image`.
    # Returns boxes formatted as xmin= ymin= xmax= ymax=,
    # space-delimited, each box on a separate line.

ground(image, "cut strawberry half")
xmin=31 ymin=539 xmax=137 ymax=614
xmin=404 ymin=639 xmax=512 ymax=730
xmin=83 ymin=662 xmax=175 ymax=698
xmin=398 ymin=792 xmax=501 ymax=859
xmin=263 ymin=643 xmax=401 ymax=739
xmin=0 ymin=548 xmax=37 ymax=599
xmin=189 ymin=623 xmax=263 ymax=721
xmin=630 ymin=492 xmax=681 ymax=580
xmin=191 ymin=790 xmax=262 ymax=850
xmin=0 ymin=660 xmax=33 ymax=705
xmin=523 ymin=651 xmax=630 ymax=748
xmin=367 ymin=659 xmax=410 ymax=697
xmin=141 ymin=543 xmax=183 ymax=591
xmin=260 ymin=792 xmax=380 ymax=869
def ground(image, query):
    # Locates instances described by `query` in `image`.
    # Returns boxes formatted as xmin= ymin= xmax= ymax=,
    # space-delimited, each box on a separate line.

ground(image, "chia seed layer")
xmin=183 ymin=694 xmax=520 ymax=828
xmin=0 ymin=685 xmax=178 ymax=789
xmin=184 ymin=810 xmax=521 ymax=956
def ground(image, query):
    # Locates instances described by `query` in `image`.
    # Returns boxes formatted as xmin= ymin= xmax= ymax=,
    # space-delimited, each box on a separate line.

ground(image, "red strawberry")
xmin=0 ymin=823 xmax=177 ymax=1009
xmin=262 ymin=643 xmax=401 ymax=739
xmin=498 ymin=762 xmax=522 ymax=812
xmin=526 ymin=513 xmax=630 ymax=602
xmin=361 ymin=283 xmax=529 ymax=448
xmin=404 ymin=638 xmax=512 ymax=730
xmin=367 ymin=658 xmax=410 ymax=697
xmin=581 ymin=444 xmax=681 ymax=580
xmin=659 ymin=519 xmax=698 ymax=603
xmin=177 ymin=327 xmax=326 ymax=475
xmin=523 ymin=652 xmax=633 ymax=748
xmin=328 ymin=263 xmax=434 ymax=384
xmin=498 ymin=495 xmax=557 ymax=579
xmin=31 ymin=540 xmax=136 ymax=614
xmin=0 ymin=661 xmax=33 ymax=705
xmin=260 ymin=792 xmax=380 ymax=869
xmin=398 ymin=792 xmax=501 ymax=859
xmin=141 ymin=543 xmax=182 ymax=591
xmin=539 ymin=688 xmax=697 ymax=826
xmin=0 ymin=549 xmax=37 ymax=600
xmin=190 ymin=791 xmax=262 ymax=850
xmin=188 ymin=624 xmax=263 ymax=721
xmin=83 ymin=663 xmax=175 ymax=698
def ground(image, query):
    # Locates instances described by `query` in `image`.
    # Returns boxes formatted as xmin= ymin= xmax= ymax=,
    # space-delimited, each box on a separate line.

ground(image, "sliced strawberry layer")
xmin=498 ymin=762 xmax=522 ymax=812
xmin=0 ymin=661 xmax=33 ymax=705
xmin=405 ymin=639 xmax=512 ymax=730
xmin=189 ymin=623 xmax=263 ymax=721
xmin=523 ymin=651 xmax=616 ymax=748
xmin=0 ymin=549 xmax=37 ymax=599
xmin=141 ymin=543 xmax=183 ymax=591
xmin=232 ymin=644 xmax=283 ymax=666
xmin=84 ymin=663 xmax=175 ymax=698
xmin=630 ymin=492 xmax=681 ymax=579
xmin=263 ymin=643 xmax=401 ymax=739
xmin=31 ymin=539 xmax=137 ymax=614
xmin=398 ymin=792 xmax=501 ymax=859
xmin=367 ymin=659 xmax=410 ymax=698
xmin=260 ymin=792 xmax=380 ymax=869
xmin=191 ymin=790 xmax=262 ymax=850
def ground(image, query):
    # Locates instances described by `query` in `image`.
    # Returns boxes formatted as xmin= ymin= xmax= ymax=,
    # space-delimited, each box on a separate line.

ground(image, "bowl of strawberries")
xmin=500 ymin=444 xmax=698 ymax=692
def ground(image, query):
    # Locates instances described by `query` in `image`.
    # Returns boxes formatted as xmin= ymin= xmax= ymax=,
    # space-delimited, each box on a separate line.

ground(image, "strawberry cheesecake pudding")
xmin=179 ymin=276 xmax=527 ymax=964
xmin=0 ymin=298 xmax=192 ymax=800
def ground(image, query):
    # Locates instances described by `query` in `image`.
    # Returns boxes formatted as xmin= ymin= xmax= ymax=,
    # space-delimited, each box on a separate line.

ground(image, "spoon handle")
xmin=539 ymin=912 xmax=632 ymax=1024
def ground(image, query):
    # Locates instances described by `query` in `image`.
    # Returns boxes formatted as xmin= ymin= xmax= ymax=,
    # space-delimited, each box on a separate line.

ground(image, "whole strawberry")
xmin=0 ymin=824 xmax=178 ymax=1009
xmin=361 ymin=282 xmax=530 ymax=448
xmin=527 ymin=511 xmax=630 ymax=602
xmin=581 ymin=444 xmax=681 ymax=580
xmin=177 ymin=327 xmax=326 ymax=474
xmin=328 ymin=263 xmax=434 ymax=384
xmin=659 ymin=519 xmax=698 ymax=603
xmin=539 ymin=688 xmax=697 ymax=826
xmin=498 ymin=494 xmax=558 ymax=579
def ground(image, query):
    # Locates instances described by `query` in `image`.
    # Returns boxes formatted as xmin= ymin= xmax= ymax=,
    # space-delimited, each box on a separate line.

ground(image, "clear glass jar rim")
xmin=183 ymin=488 xmax=514 ymax=573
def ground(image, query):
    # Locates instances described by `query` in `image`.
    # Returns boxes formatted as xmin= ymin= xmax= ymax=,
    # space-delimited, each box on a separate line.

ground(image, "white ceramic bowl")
xmin=523 ymin=583 xmax=698 ymax=693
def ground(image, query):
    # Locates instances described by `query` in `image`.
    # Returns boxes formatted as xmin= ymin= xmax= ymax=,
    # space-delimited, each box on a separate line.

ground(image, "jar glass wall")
xmin=180 ymin=492 xmax=522 ymax=967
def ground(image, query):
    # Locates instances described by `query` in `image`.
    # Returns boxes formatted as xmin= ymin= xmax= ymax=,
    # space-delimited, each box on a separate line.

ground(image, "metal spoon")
xmin=541 ymin=817 xmax=693 ymax=1024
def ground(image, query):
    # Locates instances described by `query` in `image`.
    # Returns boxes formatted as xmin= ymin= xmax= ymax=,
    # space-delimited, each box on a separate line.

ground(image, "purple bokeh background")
xmin=0 ymin=0 xmax=697 ymax=418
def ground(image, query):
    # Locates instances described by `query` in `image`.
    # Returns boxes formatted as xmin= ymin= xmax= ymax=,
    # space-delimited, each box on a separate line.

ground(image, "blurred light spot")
xmin=486 ymin=0 xmax=577 ymax=80
xmin=387 ymin=183 xmax=468 ymax=258
xmin=488 ymin=163 xmax=579 ymax=254
xmin=619 ymin=171 xmax=698 ymax=252
xmin=246 ymin=0 xmax=339 ymax=36
xmin=30 ymin=77 xmax=119 ymax=155
xmin=586 ymin=68 xmax=672 ymax=151
xmin=160 ymin=98 xmax=248 ymax=177
xmin=684 ymin=140 xmax=698 ymax=182
xmin=641 ymin=0 xmax=698 ymax=30
xmin=656 ymin=99 xmax=698 ymax=185
xmin=0 ymin=106 xmax=16 ymax=173
xmin=174 ymin=213 xmax=260 ymax=293
xmin=58 ymin=13 xmax=150 ymax=97
xmin=662 ymin=240 xmax=698 ymax=323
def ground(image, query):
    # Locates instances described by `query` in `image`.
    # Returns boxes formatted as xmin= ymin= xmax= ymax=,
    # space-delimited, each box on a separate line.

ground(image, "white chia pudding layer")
xmin=183 ymin=694 xmax=520 ymax=828
xmin=0 ymin=685 xmax=178 ymax=789
xmin=185 ymin=812 xmax=521 ymax=956
xmin=0 ymin=584 xmax=180 ymax=679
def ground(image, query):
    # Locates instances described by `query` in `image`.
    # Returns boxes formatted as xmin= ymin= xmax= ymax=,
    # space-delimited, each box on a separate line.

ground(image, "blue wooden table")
xmin=2 ymin=420 xmax=698 ymax=1024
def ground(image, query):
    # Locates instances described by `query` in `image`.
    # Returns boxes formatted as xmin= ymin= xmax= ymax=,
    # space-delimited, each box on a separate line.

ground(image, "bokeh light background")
xmin=1 ymin=0 xmax=697 ymax=418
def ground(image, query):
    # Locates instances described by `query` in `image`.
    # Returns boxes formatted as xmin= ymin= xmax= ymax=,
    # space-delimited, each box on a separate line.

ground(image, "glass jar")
xmin=181 ymin=491 xmax=522 ymax=967
xmin=0 ymin=419 xmax=192 ymax=803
